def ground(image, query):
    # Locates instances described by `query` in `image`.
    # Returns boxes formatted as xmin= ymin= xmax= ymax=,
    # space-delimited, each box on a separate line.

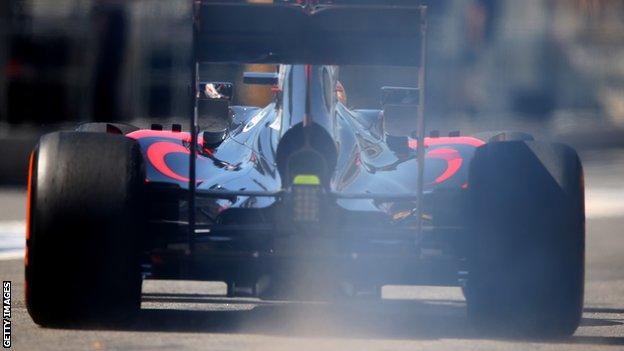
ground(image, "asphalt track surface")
xmin=1 ymin=149 xmax=624 ymax=350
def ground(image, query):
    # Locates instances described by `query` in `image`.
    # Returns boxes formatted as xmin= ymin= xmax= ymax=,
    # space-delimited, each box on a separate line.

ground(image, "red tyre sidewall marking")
xmin=25 ymin=150 xmax=34 ymax=300
xmin=25 ymin=151 xmax=34 ymax=264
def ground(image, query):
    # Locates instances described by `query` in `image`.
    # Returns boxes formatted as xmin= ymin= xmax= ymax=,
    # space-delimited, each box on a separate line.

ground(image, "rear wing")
xmin=194 ymin=1 xmax=425 ymax=66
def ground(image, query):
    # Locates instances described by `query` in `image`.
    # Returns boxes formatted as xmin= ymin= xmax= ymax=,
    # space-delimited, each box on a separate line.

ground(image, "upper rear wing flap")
xmin=195 ymin=1 xmax=425 ymax=66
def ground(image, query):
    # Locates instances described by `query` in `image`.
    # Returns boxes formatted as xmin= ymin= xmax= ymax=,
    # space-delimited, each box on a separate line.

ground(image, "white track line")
xmin=585 ymin=188 xmax=624 ymax=219
xmin=0 ymin=221 xmax=24 ymax=261
xmin=0 ymin=250 xmax=24 ymax=260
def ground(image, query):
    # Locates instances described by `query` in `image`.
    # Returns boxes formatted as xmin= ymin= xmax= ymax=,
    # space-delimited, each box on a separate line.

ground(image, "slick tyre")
xmin=26 ymin=131 xmax=146 ymax=327
xmin=465 ymin=141 xmax=584 ymax=337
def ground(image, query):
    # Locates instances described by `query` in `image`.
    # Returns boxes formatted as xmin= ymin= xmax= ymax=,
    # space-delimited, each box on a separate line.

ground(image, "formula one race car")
xmin=25 ymin=0 xmax=584 ymax=336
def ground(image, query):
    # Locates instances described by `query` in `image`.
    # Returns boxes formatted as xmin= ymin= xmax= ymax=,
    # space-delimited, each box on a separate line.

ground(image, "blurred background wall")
xmin=1 ymin=0 xmax=623 ymax=123
xmin=0 ymin=0 xmax=192 ymax=125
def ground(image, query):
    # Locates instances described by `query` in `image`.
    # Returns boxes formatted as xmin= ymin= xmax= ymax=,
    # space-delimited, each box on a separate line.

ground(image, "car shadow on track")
xmin=122 ymin=293 xmax=624 ymax=345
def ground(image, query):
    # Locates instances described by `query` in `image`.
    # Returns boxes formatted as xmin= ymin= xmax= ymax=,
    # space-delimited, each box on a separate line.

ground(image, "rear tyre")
xmin=26 ymin=132 xmax=146 ymax=327
xmin=465 ymin=141 xmax=584 ymax=337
